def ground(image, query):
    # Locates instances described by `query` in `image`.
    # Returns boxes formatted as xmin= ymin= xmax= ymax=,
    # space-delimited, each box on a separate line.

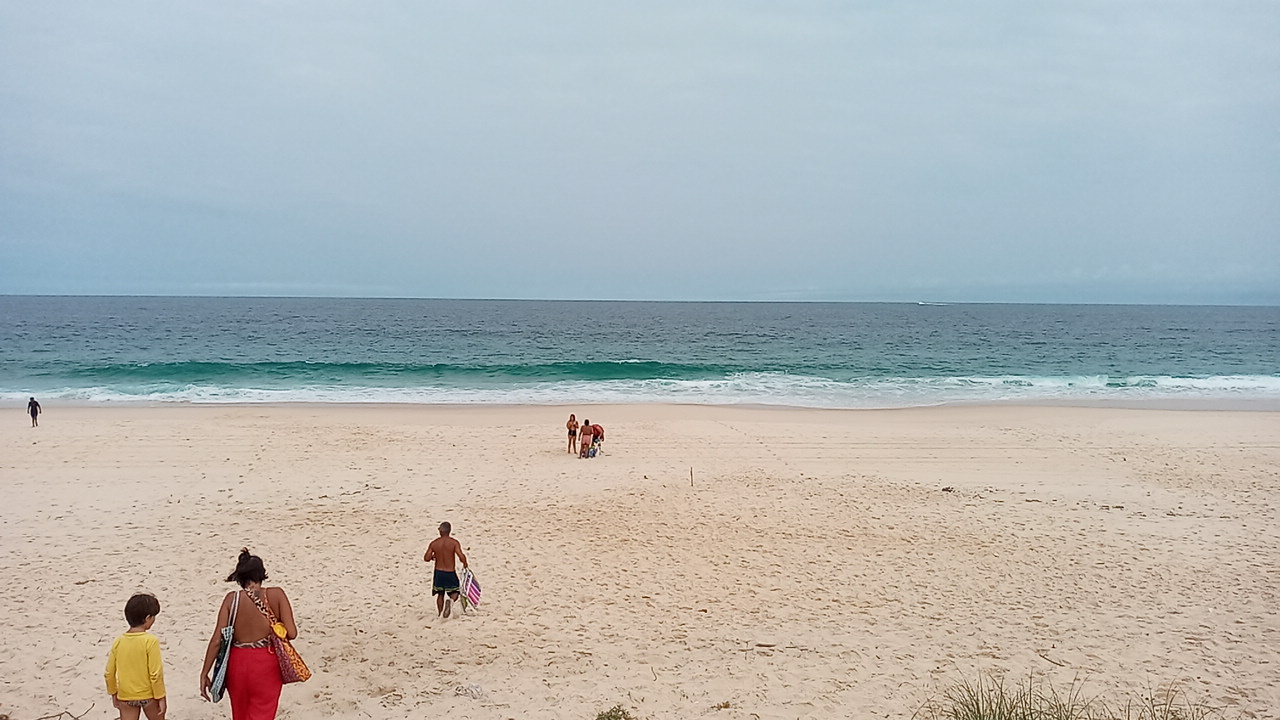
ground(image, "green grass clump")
xmin=595 ymin=704 xmax=638 ymax=720
xmin=915 ymin=674 xmax=1231 ymax=720
xmin=1116 ymin=688 xmax=1228 ymax=720
xmin=915 ymin=674 xmax=1094 ymax=720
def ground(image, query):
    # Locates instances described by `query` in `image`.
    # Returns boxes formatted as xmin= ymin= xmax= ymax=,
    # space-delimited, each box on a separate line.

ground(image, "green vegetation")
xmin=595 ymin=704 xmax=638 ymax=720
xmin=590 ymin=676 xmax=1233 ymax=720
xmin=915 ymin=674 xmax=1232 ymax=720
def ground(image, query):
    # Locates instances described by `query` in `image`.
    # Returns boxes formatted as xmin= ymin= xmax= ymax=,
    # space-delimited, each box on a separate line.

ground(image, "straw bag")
xmin=248 ymin=589 xmax=312 ymax=684
xmin=210 ymin=590 xmax=239 ymax=701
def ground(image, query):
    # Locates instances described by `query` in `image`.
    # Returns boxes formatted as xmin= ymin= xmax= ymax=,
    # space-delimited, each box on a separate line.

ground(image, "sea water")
xmin=2 ymin=296 xmax=1277 ymax=408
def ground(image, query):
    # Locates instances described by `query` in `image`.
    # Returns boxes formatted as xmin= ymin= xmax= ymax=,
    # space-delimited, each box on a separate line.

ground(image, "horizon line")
xmin=0 ymin=293 xmax=1277 ymax=308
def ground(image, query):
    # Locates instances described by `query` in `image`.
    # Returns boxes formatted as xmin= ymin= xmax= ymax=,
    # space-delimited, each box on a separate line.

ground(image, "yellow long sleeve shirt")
xmin=104 ymin=631 xmax=166 ymax=701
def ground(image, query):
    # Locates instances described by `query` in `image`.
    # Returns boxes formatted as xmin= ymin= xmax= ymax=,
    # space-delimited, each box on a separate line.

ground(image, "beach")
xmin=1 ymin=404 xmax=1277 ymax=719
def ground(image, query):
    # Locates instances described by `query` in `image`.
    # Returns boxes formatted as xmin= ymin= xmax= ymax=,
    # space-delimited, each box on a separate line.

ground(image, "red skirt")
xmin=226 ymin=646 xmax=283 ymax=720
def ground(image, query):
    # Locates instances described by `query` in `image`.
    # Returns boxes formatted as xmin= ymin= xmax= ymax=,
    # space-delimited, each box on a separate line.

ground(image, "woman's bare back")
xmin=226 ymin=587 xmax=289 ymax=642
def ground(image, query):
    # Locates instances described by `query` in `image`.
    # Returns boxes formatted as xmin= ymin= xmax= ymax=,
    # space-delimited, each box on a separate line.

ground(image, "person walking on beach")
xmin=566 ymin=413 xmax=579 ymax=454
xmin=105 ymin=593 xmax=167 ymax=720
xmin=200 ymin=548 xmax=300 ymax=719
xmin=579 ymin=419 xmax=594 ymax=458
xmin=424 ymin=521 xmax=469 ymax=618
xmin=27 ymin=397 xmax=40 ymax=427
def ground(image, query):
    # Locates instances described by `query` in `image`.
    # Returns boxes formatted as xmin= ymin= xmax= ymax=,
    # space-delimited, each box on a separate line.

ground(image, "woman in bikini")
xmin=199 ymin=548 xmax=299 ymax=719
xmin=566 ymin=414 xmax=579 ymax=454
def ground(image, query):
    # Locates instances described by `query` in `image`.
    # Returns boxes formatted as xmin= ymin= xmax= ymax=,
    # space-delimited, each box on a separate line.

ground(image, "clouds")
xmin=1 ymin=1 xmax=1277 ymax=302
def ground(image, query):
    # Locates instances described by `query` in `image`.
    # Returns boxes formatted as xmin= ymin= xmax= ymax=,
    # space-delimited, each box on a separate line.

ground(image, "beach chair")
xmin=460 ymin=568 xmax=482 ymax=613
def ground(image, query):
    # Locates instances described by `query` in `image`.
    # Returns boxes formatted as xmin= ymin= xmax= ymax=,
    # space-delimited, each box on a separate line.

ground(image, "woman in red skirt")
xmin=199 ymin=548 xmax=300 ymax=719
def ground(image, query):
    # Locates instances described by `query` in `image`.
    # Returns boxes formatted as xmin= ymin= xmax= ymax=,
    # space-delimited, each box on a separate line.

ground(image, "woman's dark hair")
xmin=226 ymin=547 xmax=268 ymax=587
xmin=125 ymin=593 xmax=160 ymax=627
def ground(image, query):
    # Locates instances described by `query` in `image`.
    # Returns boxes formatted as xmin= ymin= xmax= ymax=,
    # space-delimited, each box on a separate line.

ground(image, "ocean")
xmin=2 ymin=296 xmax=1277 ymax=408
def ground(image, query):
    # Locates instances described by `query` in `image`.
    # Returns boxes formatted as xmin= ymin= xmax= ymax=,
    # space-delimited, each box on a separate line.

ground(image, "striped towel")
xmin=461 ymin=568 xmax=482 ymax=609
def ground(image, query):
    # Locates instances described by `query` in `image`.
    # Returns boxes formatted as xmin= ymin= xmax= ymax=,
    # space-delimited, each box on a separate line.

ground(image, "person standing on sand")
xmin=566 ymin=413 xmax=579 ymax=454
xmin=200 ymin=548 xmax=300 ymax=718
xmin=579 ymin=419 xmax=594 ymax=458
xmin=28 ymin=397 xmax=41 ymax=427
xmin=424 ymin=522 xmax=469 ymax=618
xmin=104 ymin=593 xmax=167 ymax=720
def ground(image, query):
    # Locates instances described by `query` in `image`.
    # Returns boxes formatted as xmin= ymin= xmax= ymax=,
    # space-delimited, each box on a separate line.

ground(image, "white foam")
xmin=5 ymin=373 xmax=1280 ymax=408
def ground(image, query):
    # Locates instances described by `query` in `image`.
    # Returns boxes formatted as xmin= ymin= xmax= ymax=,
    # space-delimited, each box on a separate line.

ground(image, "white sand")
xmin=1 ymin=404 xmax=1276 ymax=719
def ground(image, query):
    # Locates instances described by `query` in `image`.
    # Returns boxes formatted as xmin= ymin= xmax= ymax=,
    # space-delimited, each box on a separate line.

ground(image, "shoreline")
xmin=7 ymin=397 xmax=1280 ymax=412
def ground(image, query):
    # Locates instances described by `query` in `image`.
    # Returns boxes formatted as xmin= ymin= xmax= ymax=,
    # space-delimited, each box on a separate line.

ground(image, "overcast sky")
xmin=1 ymin=2 xmax=1276 ymax=303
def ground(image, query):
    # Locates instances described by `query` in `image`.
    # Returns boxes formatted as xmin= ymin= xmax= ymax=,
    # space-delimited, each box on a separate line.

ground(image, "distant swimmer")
xmin=27 ymin=397 xmax=41 ymax=427
xmin=423 ymin=522 xmax=469 ymax=618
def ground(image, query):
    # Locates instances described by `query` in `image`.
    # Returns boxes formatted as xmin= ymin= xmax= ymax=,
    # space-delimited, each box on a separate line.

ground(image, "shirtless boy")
xmin=423 ymin=522 xmax=469 ymax=618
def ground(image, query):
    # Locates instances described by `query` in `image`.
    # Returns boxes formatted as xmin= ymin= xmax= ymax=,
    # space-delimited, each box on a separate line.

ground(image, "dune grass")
xmin=590 ymin=675 xmax=1232 ymax=720
xmin=914 ymin=674 xmax=1232 ymax=720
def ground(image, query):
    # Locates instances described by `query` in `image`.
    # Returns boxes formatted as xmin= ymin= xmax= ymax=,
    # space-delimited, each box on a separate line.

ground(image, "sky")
xmin=1 ymin=2 xmax=1277 ymax=304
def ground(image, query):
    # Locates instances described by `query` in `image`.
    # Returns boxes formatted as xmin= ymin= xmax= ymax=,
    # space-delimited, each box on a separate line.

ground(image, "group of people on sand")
xmin=565 ymin=413 xmax=605 ymax=458
xmin=105 ymin=522 xmax=471 ymax=720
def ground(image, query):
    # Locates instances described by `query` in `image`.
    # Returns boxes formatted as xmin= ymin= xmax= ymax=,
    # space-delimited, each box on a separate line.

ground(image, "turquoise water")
xmin=2 ymin=297 xmax=1277 ymax=407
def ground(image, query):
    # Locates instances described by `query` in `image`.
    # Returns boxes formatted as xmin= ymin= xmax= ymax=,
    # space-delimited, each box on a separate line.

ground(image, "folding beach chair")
xmin=460 ymin=567 xmax=482 ymax=613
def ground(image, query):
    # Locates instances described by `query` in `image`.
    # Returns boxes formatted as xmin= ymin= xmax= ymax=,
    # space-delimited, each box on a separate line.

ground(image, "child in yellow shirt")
xmin=104 ymin=593 xmax=167 ymax=720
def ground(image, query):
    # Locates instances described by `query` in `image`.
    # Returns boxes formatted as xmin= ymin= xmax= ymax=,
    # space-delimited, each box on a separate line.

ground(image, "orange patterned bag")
xmin=248 ymin=589 xmax=312 ymax=684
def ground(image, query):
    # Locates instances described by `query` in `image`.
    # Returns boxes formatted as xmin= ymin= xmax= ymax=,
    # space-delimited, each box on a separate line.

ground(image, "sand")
xmin=0 ymin=404 xmax=1277 ymax=719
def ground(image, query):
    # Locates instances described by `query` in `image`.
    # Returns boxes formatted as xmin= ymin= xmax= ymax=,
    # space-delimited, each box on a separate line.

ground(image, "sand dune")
xmin=0 ymin=404 xmax=1276 ymax=719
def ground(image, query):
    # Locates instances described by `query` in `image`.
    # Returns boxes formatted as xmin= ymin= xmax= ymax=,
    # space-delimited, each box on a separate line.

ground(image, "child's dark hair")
xmin=225 ymin=547 xmax=268 ymax=587
xmin=124 ymin=593 xmax=160 ymax=627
